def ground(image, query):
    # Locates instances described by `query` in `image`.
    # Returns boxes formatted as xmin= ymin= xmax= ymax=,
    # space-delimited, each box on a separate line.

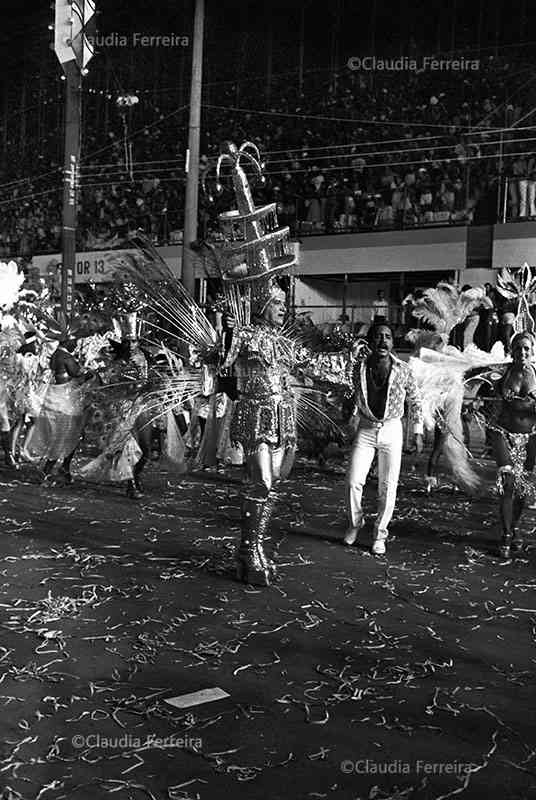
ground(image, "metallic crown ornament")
xmin=213 ymin=141 xmax=297 ymax=315
xmin=120 ymin=311 xmax=138 ymax=340
xmin=496 ymin=263 xmax=536 ymax=336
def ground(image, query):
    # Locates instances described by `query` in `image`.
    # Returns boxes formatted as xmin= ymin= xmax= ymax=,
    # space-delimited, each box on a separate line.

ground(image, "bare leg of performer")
xmin=511 ymin=496 xmax=525 ymax=551
xmin=10 ymin=416 xmax=26 ymax=464
xmin=511 ymin=433 xmax=536 ymax=551
xmin=425 ymin=425 xmax=444 ymax=492
xmin=498 ymin=469 xmax=516 ymax=557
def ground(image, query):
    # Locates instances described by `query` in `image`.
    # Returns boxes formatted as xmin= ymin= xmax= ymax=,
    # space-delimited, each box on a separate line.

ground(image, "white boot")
xmin=372 ymin=530 xmax=388 ymax=556
xmin=424 ymin=475 xmax=438 ymax=493
xmin=343 ymin=518 xmax=364 ymax=546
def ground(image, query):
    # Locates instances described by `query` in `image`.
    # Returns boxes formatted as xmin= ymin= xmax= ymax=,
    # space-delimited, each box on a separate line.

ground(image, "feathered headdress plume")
xmin=0 ymin=260 xmax=26 ymax=311
xmin=495 ymin=263 xmax=536 ymax=336
xmin=410 ymin=282 xmax=485 ymax=339
xmin=111 ymin=232 xmax=218 ymax=360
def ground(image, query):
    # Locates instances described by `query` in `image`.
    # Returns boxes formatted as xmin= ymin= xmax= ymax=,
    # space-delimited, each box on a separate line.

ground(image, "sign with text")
xmin=31 ymin=249 xmax=138 ymax=284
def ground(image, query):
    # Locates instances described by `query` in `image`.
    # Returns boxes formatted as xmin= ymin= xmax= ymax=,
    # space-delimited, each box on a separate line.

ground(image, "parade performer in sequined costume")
xmin=206 ymin=142 xmax=304 ymax=585
xmin=116 ymin=145 xmax=358 ymax=585
xmin=23 ymin=315 xmax=96 ymax=483
xmin=0 ymin=260 xmax=38 ymax=468
xmin=77 ymin=313 xmax=150 ymax=497
xmin=223 ymin=282 xmax=299 ymax=584
xmin=11 ymin=331 xmax=51 ymax=464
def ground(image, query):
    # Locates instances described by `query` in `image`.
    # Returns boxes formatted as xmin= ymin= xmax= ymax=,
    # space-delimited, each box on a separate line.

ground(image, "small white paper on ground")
xmin=164 ymin=687 xmax=230 ymax=709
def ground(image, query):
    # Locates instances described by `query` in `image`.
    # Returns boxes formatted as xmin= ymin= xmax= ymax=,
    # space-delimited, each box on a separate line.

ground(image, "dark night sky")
xmin=2 ymin=0 xmax=535 ymax=70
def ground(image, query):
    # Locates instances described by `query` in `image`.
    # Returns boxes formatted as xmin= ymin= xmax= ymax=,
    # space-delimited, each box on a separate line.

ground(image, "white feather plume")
xmin=0 ymin=260 xmax=25 ymax=311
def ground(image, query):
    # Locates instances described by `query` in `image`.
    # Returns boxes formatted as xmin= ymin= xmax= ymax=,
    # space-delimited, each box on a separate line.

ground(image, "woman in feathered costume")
xmin=77 ymin=314 xmax=188 ymax=497
xmin=407 ymin=280 xmax=488 ymax=493
xmin=23 ymin=312 xmax=96 ymax=483
xmin=464 ymin=265 xmax=536 ymax=557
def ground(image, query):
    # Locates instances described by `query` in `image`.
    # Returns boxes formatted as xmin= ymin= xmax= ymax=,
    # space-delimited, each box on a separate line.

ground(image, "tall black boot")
xmin=236 ymin=496 xmax=271 ymax=586
xmin=59 ymin=452 xmax=75 ymax=484
xmin=133 ymin=455 xmax=147 ymax=494
xmin=1 ymin=431 xmax=17 ymax=469
xmin=126 ymin=479 xmax=143 ymax=499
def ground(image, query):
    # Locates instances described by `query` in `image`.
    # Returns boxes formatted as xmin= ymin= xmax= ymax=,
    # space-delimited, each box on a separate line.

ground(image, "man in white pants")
xmin=344 ymin=323 xmax=424 ymax=555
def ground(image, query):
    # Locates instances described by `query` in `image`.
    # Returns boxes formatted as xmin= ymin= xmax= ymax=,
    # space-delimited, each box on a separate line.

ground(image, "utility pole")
xmin=61 ymin=59 xmax=81 ymax=314
xmin=266 ymin=21 xmax=273 ymax=103
xmin=53 ymin=0 xmax=96 ymax=314
xmin=181 ymin=0 xmax=205 ymax=298
xmin=298 ymin=2 xmax=305 ymax=94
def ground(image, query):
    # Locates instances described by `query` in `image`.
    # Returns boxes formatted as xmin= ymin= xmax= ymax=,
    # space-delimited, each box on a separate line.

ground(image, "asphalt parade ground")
xmin=1 ymin=450 xmax=535 ymax=800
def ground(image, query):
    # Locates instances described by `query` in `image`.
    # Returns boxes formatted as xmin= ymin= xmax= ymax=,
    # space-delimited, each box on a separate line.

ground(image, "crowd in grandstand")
xmin=1 ymin=51 xmax=536 ymax=256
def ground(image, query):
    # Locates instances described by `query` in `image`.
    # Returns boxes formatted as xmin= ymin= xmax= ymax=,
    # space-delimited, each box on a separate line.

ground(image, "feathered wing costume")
xmin=407 ymin=282 xmax=497 ymax=492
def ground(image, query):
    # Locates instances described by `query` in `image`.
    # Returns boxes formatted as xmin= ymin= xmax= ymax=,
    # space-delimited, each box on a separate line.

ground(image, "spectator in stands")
xmin=3 ymin=51 xmax=536 ymax=253
xmin=509 ymin=153 xmax=529 ymax=219
xmin=371 ymin=289 xmax=390 ymax=323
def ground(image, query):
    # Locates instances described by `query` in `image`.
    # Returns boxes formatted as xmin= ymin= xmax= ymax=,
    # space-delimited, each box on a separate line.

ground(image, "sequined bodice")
xmin=235 ymin=357 xmax=294 ymax=397
xmin=225 ymin=325 xmax=296 ymax=398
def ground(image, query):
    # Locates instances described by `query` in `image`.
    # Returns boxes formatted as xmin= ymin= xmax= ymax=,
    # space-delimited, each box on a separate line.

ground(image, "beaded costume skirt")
xmin=230 ymin=391 xmax=296 ymax=453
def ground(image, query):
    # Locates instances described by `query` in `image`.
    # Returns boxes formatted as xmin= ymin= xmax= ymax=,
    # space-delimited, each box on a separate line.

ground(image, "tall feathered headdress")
xmin=495 ymin=263 xmax=536 ymax=336
xmin=205 ymin=141 xmax=297 ymax=320
xmin=110 ymin=232 xmax=219 ymax=362
xmin=411 ymin=282 xmax=485 ymax=339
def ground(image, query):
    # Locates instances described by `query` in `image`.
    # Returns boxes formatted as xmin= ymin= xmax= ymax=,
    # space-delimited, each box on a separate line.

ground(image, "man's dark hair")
xmin=367 ymin=321 xmax=395 ymax=343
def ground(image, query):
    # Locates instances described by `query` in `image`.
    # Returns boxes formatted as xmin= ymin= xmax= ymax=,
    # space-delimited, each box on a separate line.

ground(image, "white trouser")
xmin=346 ymin=418 xmax=403 ymax=539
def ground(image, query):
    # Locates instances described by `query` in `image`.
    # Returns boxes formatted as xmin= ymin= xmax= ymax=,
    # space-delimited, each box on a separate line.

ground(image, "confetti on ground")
xmin=0 ymin=454 xmax=535 ymax=798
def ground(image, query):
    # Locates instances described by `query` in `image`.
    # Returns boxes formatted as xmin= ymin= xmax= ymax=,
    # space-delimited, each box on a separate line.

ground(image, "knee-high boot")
xmin=256 ymin=491 xmax=278 ymax=579
xmin=133 ymin=454 xmax=147 ymax=492
xmin=236 ymin=496 xmax=271 ymax=586
xmin=126 ymin=455 xmax=147 ymax=497
xmin=1 ymin=431 xmax=17 ymax=469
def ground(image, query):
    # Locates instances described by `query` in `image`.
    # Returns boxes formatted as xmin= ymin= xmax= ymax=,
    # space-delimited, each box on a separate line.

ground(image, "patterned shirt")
xmin=352 ymin=354 xmax=424 ymax=434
